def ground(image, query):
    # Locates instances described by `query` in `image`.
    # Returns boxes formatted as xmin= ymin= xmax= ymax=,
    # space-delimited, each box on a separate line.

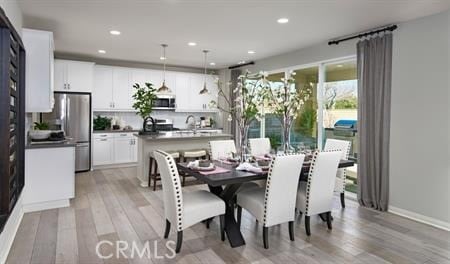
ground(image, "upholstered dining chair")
xmin=236 ymin=154 xmax=305 ymax=249
xmin=153 ymin=150 xmax=226 ymax=253
xmin=323 ymin=139 xmax=351 ymax=208
xmin=209 ymin=139 xmax=260 ymax=190
xmin=249 ymin=138 xmax=271 ymax=156
xmin=209 ymin=139 xmax=237 ymax=160
xmin=296 ymin=150 xmax=342 ymax=236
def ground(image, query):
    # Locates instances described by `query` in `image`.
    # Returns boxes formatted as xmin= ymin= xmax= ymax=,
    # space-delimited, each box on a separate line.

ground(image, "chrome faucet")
xmin=185 ymin=115 xmax=197 ymax=134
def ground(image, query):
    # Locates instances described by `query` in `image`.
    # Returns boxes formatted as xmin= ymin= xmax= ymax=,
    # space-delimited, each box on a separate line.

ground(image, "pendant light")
xmin=199 ymin=50 xmax=209 ymax=94
xmin=157 ymin=44 xmax=172 ymax=93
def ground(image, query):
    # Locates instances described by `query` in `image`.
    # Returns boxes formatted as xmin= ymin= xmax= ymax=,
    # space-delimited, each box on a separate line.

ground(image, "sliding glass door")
xmin=323 ymin=60 xmax=358 ymax=193
xmin=290 ymin=67 xmax=319 ymax=150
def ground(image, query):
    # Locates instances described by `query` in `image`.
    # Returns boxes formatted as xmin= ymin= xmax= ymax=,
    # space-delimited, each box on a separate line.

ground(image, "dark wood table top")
xmin=177 ymin=159 xmax=355 ymax=187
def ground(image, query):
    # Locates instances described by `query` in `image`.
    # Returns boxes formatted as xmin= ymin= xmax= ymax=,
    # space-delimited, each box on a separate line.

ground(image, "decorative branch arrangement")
xmin=260 ymin=70 xmax=312 ymax=152
xmin=209 ymin=70 xmax=264 ymax=159
xmin=209 ymin=70 xmax=312 ymax=156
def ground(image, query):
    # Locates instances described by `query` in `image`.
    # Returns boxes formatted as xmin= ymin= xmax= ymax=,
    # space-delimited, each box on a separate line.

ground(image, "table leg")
xmin=208 ymin=184 xmax=246 ymax=248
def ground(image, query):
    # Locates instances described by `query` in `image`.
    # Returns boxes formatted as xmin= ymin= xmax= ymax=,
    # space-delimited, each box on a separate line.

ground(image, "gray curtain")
xmin=230 ymin=69 xmax=242 ymax=141
xmin=357 ymin=33 xmax=393 ymax=211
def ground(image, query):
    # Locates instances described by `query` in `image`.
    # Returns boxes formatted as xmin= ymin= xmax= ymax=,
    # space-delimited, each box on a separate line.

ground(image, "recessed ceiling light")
xmin=98 ymin=49 xmax=106 ymax=54
xmin=210 ymin=62 xmax=216 ymax=66
xmin=248 ymin=50 xmax=255 ymax=54
xmin=188 ymin=42 xmax=197 ymax=46
xmin=277 ymin=18 xmax=289 ymax=24
xmin=160 ymin=56 xmax=166 ymax=60
xmin=337 ymin=64 xmax=343 ymax=68
xmin=110 ymin=30 xmax=121 ymax=35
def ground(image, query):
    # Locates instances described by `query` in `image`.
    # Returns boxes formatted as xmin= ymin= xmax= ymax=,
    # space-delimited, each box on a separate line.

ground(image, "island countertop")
xmin=134 ymin=132 xmax=233 ymax=141
xmin=135 ymin=132 xmax=233 ymax=187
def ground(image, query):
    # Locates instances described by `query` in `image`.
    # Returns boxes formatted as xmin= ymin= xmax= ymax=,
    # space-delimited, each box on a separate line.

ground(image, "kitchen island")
xmin=135 ymin=132 xmax=233 ymax=187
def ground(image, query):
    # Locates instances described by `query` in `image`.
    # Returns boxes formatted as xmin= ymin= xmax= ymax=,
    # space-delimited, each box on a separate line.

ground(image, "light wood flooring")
xmin=6 ymin=167 xmax=450 ymax=264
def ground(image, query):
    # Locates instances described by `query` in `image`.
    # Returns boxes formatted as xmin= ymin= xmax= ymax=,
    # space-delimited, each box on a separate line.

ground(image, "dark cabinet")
xmin=0 ymin=7 xmax=25 ymax=233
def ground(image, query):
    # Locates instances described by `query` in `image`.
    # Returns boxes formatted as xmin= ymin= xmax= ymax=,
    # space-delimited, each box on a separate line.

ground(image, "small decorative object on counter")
xmin=93 ymin=115 xmax=112 ymax=130
xmin=132 ymin=82 xmax=158 ymax=135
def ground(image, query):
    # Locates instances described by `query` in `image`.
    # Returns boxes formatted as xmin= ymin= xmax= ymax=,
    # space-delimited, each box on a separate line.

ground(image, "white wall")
xmin=0 ymin=0 xmax=22 ymax=34
xmin=0 ymin=1 xmax=23 ymax=262
xmin=390 ymin=10 xmax=449 ymax=225
xmin=221 ymin=10 xmax=450 ymax=227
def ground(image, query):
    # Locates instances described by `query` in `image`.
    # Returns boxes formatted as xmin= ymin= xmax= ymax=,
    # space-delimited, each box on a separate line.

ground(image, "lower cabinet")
xmin=93 ymin=133 xmax=137 ymax=166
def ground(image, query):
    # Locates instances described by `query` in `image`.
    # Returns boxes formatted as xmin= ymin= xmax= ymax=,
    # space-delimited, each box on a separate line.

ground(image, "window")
xmin=262 ymin=72 xmax=285 ymax=149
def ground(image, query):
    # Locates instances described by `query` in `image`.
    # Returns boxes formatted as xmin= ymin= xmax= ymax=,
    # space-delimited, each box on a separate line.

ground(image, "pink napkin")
xmin=199 ymin=166 xmax=230 ymax=175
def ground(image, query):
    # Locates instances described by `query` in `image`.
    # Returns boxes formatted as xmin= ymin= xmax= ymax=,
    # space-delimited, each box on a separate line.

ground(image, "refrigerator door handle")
xmin=66 ymin=97 xmax=71 ymax=136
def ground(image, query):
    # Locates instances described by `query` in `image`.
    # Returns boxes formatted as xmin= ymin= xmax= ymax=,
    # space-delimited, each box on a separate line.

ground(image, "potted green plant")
xmin=29 ymin=122 xmax=51 ymax=140
xmin=93 ymin=115 xmax=112 ymax=131
xmin=132 ymin=82 xmax=158 ymax=134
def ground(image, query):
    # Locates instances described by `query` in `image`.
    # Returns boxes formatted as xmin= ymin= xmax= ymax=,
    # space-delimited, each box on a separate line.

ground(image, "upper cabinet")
xmin=93 ymin=66 xmax=113 ymax=110
xmin=92 ymin=64 xmax=218 ymax=112
xmin=176 ymin=73 xmax=219 ymax=112
xmin=93 ymin=66 xmax=133 ymax=111
xmin=112 ymin=67 xmax=132 ymax=110
xmin=23 ymin=29 xmax=54 ymax=113
xmin=54 ymin=59 xmax=94 ymax=92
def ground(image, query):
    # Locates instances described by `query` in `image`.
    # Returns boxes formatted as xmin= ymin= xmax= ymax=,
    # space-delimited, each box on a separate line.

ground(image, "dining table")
xmin=177 ymin=158 xmax=355 ymax=248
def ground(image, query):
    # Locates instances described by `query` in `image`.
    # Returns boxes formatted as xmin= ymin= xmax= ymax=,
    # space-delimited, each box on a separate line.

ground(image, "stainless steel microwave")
xmin=153 ymin=94 xmax=176 ymax=110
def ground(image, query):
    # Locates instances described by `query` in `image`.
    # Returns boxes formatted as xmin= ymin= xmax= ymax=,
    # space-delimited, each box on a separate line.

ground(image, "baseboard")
xmin=388 ymin=206 xmax=450 ymax=231
xmin=22 ymin=199 xmax=70 ymax=213
xmin=93 ymin=163 xmax=137 ymax=170
xmin=0 ymin=195 xmax=24 ymax=264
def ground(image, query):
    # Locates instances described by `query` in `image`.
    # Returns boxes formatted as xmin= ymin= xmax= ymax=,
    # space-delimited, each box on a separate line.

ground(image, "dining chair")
xmin=209 ymin=139 xmax=260 ymax=190
xmin=296 ymin=150 xmax=342 ymax=236
xmin=236 ymin=154 xmax=305 ymax=249
xmin=153 ymin=150 xmax=226 ymax=253
xmin=249 ymin=138 xmax=271 ymax=156
xmin=209 ymin=139 xmax=237 ymax=160
xmin=323 ymin=139 xmax=351 ymax=208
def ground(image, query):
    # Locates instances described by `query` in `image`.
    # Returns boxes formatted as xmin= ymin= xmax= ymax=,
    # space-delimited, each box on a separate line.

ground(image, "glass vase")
xmin=237 ymin=124 xmax=250 ymax=162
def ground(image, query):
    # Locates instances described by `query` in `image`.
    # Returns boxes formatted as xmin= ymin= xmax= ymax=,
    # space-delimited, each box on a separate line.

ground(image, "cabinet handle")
xmin=100 ymin=139 xmax=107 ymax=141
xmin=120 ymin=134 xmax=127 ymax=136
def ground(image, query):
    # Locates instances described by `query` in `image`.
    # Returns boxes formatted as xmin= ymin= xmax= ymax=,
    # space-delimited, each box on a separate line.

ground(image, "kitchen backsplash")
xmin=94 ymin=111 xmax=222 ymax=130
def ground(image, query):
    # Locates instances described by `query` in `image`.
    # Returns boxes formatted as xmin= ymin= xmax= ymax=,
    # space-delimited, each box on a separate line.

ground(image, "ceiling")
xmin=19 ymin=0 xmax=449 ymax=69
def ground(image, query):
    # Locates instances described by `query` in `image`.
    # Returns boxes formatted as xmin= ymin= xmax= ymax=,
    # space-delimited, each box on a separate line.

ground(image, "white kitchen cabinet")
xmin=93 ymin=66 xmax=113 ymax=110
xmin=93 ymin=134 xmax=114 ymax=165
xmin=113 ymin=133 xmax=136 ymax=163
xmin=23 ymin=147 xmax=75 ymax=212
xmin=54 ymin=59 xmax=94 ymax=92
xmin=112 ymin=67 xmax=132 ymax=109
xmin=151 ymin=69 xmax=176 ymax=94
xmin=23 ymin=28 xmax=55 ymax=113
xmin=93 ymin=133 xmax=137 ymax=166
xmin=175 ymin=73 xmax=191 ymax=110
xmin=92 ymin=64 xmax=218 ymax=112
xmin=131 ymin=68 xmax=152 ymax=87
xmin=175 ymin=73 xmax=218 ymax=112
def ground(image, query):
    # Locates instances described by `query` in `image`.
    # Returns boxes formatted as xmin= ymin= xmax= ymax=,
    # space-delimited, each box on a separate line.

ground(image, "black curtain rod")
xmin=328 ymin=25 xmax=397 ymax=45
xmin=228 ymin=61 xmax=255 ymax=69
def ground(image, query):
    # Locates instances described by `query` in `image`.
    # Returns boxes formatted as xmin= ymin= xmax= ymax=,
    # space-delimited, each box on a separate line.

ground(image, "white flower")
xmin=227 ymin=115 xmax=233 ymax=122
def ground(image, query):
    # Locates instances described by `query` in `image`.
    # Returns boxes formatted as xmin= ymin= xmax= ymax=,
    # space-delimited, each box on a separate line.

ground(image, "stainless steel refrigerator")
xmin=42 ymin=92 xmax=91 ymax=172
